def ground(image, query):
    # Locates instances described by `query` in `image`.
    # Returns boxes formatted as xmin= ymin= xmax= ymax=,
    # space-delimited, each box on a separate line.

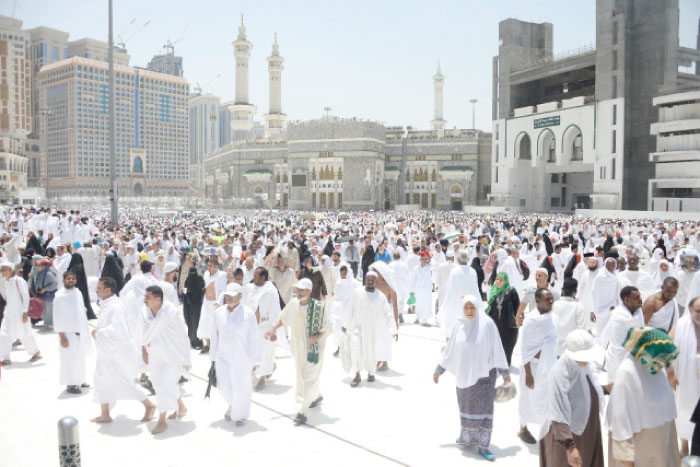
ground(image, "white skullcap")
xmin=222 ymin=283 xmax=243 ymax=298
xmin=294 ymin=278 xmax=313 ymax=291
xmin=163 ymin=262 xmax=178 ymax=274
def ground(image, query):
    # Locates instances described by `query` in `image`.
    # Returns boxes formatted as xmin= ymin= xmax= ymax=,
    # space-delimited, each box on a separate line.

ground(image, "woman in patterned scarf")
xmin=607 ymin=327 xmax=680 ymax=467
xmin=485 ymin=272 xmax=520 ymax=366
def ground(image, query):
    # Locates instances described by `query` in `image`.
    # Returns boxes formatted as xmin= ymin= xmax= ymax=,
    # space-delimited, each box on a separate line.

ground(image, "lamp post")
xmin=38 ymin=107 xmax=54 ymax=206
xmin=469 ymin=99 xmax=478 ymax=131
xmin=107 ymin=0 xmax=118 ymax=227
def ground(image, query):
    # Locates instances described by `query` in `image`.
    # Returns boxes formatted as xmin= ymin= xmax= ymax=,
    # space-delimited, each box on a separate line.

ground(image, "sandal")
xmin=350 ymin=375 xmax=361 ymax=387
xmin=518 ymin=427 xmax=536 ymax=444
xmin=309 ymin=396 xmax=323 ymax=408
xmin=29 ymin=352 xmax=42 ymax=362
xmin=292 ymin=413 xmax=307 ymax=425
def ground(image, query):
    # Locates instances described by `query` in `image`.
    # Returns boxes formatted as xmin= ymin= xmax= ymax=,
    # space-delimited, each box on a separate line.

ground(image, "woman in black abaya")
xmin=67 ymin=253 xmax=96 ymax=320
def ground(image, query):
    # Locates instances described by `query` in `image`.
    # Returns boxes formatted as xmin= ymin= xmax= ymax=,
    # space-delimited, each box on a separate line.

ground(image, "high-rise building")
xmin=489 ymin=0 xmax=700 ymax=211
xmin=189 ymin=93 xmax=220 ymax=191
xmin=264 ymin=33 xmax=286 ymax=138
xmin=0 ymin=16 xmax=31 ymax=201
xmin=219 ymin=102 xmax=233 ymax=147
xmin=67 ymin=38 xmax=129 ymax=65
xmin=38 ymin=56 xmax=189 ymax=199
xmin=147 ymin=52 xmax=184 ymax=77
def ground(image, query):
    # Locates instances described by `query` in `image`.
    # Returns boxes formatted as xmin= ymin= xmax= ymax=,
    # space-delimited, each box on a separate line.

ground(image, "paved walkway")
xmin=0 ymin=308 xmax=609 ymax=467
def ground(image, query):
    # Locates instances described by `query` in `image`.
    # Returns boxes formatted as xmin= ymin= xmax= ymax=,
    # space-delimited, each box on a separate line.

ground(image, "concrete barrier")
xmin=576 ymin=209 xmax=700 ymax=221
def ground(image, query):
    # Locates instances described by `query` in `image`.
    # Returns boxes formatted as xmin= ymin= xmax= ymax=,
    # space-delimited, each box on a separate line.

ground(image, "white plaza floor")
xmin=0 ymin=305 xmax=610 ymax=467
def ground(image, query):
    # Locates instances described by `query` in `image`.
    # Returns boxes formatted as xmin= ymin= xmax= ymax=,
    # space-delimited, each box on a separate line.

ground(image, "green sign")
xmin=534 ymin=116 xmax=560 ymax=129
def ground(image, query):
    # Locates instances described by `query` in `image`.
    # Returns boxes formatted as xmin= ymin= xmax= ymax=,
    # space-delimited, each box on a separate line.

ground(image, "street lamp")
xmin=469 ymin=99 xmax=478 ymax=131
xmin=38 ymin=107 xmax=54 ymax=205
xmin=324 ymin=106 xmax=332 ymax=120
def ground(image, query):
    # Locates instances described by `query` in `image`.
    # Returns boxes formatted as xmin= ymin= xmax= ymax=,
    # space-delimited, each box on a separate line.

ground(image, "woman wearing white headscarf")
xmin=433 ymin=295 xmax=510 ymax=461
xmin=539 ymin=330 xmax=605 ymax=466
xmin=591 ymin=257 xmax=620 ymax=337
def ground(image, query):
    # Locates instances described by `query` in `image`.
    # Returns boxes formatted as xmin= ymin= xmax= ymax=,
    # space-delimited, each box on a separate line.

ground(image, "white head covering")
xmin=438 ymin=295 xmax=509 ymax=388
xmin=368 ymin=261 xmax=396 ymax=293
xmin=294 ymin=278 xmax=313 ymax=291
xmin=539 ymin=341 xmax=604 ymax=440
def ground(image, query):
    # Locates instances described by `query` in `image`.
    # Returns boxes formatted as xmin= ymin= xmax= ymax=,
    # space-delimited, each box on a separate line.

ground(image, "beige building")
xmin=38 ymin=57 xmax=189 ymax=199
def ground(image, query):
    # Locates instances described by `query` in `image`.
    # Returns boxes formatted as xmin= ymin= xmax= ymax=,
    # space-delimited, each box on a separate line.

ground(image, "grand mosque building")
xmin=202 ymin=19 xmax=492 ymax=210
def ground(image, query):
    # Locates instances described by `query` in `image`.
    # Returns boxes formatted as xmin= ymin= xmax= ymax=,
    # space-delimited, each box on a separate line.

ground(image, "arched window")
xmin=132 ymin=156 xmax=144 ymax=174
xmin=517 ymin=133 xmax=532 ymax=160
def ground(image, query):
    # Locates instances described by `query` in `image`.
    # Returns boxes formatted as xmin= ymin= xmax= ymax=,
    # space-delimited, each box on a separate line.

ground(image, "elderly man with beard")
xmin=265 ymin=278 xmax=331 ymax=425
xmin=618 ymin=254 xmax=655 ymax=300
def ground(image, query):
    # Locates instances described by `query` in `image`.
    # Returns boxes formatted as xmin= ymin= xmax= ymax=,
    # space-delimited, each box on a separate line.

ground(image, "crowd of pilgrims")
xmin=1 ymin=206 xmax=700 ymax=464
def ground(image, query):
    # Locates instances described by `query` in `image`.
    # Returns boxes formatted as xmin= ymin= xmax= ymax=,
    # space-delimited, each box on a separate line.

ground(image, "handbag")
xmin=204 ymin=361 xmax=217 ymax=399
xmin=28 ymin=297 xmax=45 ymax=320
xmin=494 ymin=381 xmax=517 ymax=403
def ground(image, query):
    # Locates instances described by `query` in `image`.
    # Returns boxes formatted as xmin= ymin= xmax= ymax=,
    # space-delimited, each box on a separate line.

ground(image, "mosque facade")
xmin=202 ymin=18 xmax=492 ymax=210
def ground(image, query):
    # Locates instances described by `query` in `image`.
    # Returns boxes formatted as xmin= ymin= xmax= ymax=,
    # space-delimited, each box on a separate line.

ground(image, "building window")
xmin=561 ymin=173 xmax=567 ymax=184
xmin=612 ymin=21 xmax=618 ymax=45
xmin=431 ymin=193 xmax=436 ymax=208
xmin=312 ymin=193 xmax=316 ymax=208
xmin=612 ymin=130 xmax=617 ymax=154
xmin=612 ymin=50 xmax=618 ymax=70
xmin=494 ymin=166 xmax=498 ymax=183
xmin=561 ymin=187 xmax=567 ymax=206
xmin=551 ymin=174 xmax=559 ymax=183
xmin=612 ymin=104 xmax=617 ymax=125
xmin=612 ymin=76 xmax=617 ymax=99
xmin=405 ymin=193 xmax=410 ymax=204
xmin=611 ymin=158 xmax=616 ymax=180
xmin=551 ymin=197 xmax=560 ymax=208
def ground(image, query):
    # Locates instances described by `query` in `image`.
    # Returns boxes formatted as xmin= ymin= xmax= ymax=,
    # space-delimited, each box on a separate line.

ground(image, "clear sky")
xmin=9 ymin=0 xmax=700 ymax=132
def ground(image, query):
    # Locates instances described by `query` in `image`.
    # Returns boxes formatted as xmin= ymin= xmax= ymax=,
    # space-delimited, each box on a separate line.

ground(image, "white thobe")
xmin=280 ymin=298 xmax=331 ymax=415
xmin=388 ymin=260 xmax=410 ymax=315
xmin=618 ymin=270 xmax=656 ymax=301
xmin=551 ymin=297 xmax=587 ymax=356
xmin=93 ymin=296 xmax=148 ymax=404
xmin=0 ymin=276 xmax=38 ymax=360
xmin=143 ymin=302 xmax=191 ymax=414
xmin=598 ymin=306 xmax=644 ymax=381
xmin=591 ymin=272 xmax=619 ymax=336
xmin=672 ymin=313 xmax=700 ymax=439
xmin=246 ymin=281 xmax=281 ymax=376
xmin=410 ymin=264 xmax=433 ymax=321
xmin=270 ymin=267 xmax=296 ymax=306
xmin=345 ymin=288 xmax=390 ymax=374
xmin=647 ymin=296 xmax=679 ymax=334
xmin=197 ymin=270 xmax=227 ymax=340
xmin=435 ymin=260 xmax=456 ymax=310
xmin=211 ymin=304 xmax=259 ymax=421
xmin=54 ymin=288 xmax=92 ymax=386
xmin=78 ymin=247 xmax=98 ymax=277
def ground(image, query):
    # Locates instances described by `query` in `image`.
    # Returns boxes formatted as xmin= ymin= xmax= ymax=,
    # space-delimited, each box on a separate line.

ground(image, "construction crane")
xmin=117 ymin=19 xmax=151 ymax=50
xmin=162 ymin=21 xmax=190 ymax=77
xmin=193 ymin=73 xmax=222 ymax=95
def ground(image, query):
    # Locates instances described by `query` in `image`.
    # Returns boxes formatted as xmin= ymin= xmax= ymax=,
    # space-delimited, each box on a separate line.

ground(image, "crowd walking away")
xmin=3 ymin=206 xmax=700 ymax=463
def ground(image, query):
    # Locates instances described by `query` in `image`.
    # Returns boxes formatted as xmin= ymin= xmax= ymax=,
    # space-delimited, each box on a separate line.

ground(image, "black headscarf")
xmin=101 ymin=252 xmax=124 ymax=294
xmin=471 ymin=256 xmax=486 ymax=300
xmin=68 ymin=253 xmax=96 ymax=319
xmin=184 ymin=267 xmax=205 ymax=309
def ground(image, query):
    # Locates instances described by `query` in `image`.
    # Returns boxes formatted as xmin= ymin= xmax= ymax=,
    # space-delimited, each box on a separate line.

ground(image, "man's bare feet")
xmin=141 ymin=402 xmax=156 ymax=422
xmin=168 ymin=412 xmax=177 ymax=420
xmin=29 ymin=351 xmax=42 ymax=362
xmin=12 ymin=339 xmax=20 ymax=346
xmin=224 ymin=413 xmax=232 ymax=421
xmin=255 ymin=376 xmax=265 ymax=391
xmin=151 ymin=421 xmax=168 ymax=435
xmin=90 ymin=415 xmax=113 ymax=423
xmin=377 ymin=361 xmax=389 ymax=372
xmin=1 ymin=360 xmax=11 ymax=366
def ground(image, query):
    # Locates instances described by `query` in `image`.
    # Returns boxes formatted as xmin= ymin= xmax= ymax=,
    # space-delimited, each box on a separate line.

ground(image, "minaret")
xmin=264 ymin=33 xmax=286 ymax=138
xmin=431 ymin=60 xmax=446 ymax=133
xmin=229 ymin=14 xmax=256 ymax=139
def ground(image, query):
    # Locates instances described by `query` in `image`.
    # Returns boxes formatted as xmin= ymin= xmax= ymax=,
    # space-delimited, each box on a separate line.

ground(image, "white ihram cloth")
xmin=280 ymin=298 xmax=331 ymax=415
xmin=388 ymin=259 xmax=410 ymax=314
xmin=498 ymin=255 xmax=525 ymax=299
xmin=121 ymin=272 xmax=158 ymax=372
xmin=211 ymin=304 xmax=259 ymax=421
xmin=197 ymin=270 xmax=227 ymax=340
xmin=551 ymin=297 xmax=587 ymax=356
xmin=331 ymin=275 xmax=360 ymax=350
xmin=598 ymin=306 xmax=644 ymax=381
xmin=246 ymin=281 xmax=281 ymax=377
xmin=591 ymin=266 xmax=620 ymax=337
xmin=646 ymin=294 xmax=679 ymax=334
xmin=369 ymin=261 xmax=399 ymax=362
xmin=93 ymin=296 xmax=148 ymax=404
xmin=410 ymin=263 xmax=433 ymax=321
xmin=539 ymin=352 xmax=604 ymax=439
xmin=0 ymin=276 xmax=38 ymax=361
xmin=435 ymin=260 xmax=456 ymax=308
xmin=142 ymin=301 xmax=191 ymax=414
xmin=345 ymin=288 xmax=390 ymax=374
xmin=439 ymin=296 xmax=508 ymax=388
xmin=617 ymin=270 xmax=656 ymax=301
xmin=672 ymin=313 xmax=700 ymax=439
xmin=54 ymin=288 xmax=93 ymax=386
xmin=158 ymin=280 xmax=180 ymax=307
xmin=518 ymin=310 xmax=558 ymax=425
xmin=440 ymin=264 xmax=482 ymax=339
xmin=606 ymin=354 xmax=676 ymax=441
